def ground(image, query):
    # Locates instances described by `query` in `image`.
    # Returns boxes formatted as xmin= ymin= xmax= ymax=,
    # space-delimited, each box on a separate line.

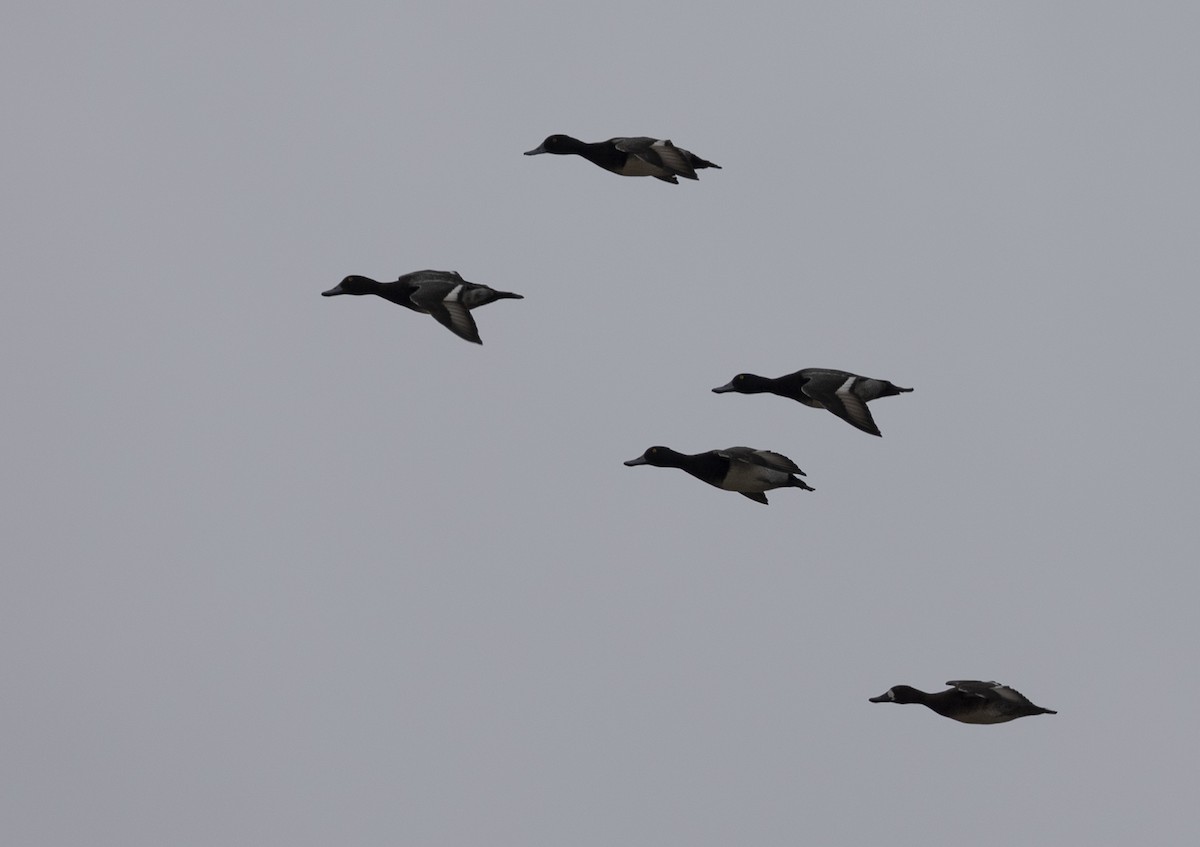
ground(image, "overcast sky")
xmin=4 ymin=2 xmax=1199 ymax=845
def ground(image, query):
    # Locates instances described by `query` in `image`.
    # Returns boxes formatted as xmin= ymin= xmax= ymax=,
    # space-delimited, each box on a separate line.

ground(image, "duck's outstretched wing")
xmin=751 ymin=449 xmax=804 ymax=474
xmin=425 ymin=301 xmax=481 ymax=343
xmin=946 ymin=680 xmax=1001 ymax=700
xmin=398 ymin=269 xmax=464 ymax=286
xmin=950 ymin=680 xmax=1039 ymax=706
xmin=408 ymin=280 xmax=483 ymax=344
xmin=947 ymin=680 xmax=1056 ymax=714
xmin=719 ymin=447 xmax=804 ymax=475
xmin=813 ymin=375 xmax=882 ymax=436
xmin=614 ymin=137 xmax=698 ymax=180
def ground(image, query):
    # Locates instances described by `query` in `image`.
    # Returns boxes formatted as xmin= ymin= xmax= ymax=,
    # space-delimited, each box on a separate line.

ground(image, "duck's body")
xmin=322 ymin=271 xmax=522 ymax=344
xmin=524 ymin=134 xmax=721 ymax=184
xmin=713 ymin=368 xmax=912 ymax=437
xmin=624 ymin=445 xmax=814 ymax=504
xmin=869 ymin=680 xmax=1057 ymax=724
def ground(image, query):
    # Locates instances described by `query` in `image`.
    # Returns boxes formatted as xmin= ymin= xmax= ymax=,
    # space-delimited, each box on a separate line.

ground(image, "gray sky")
xmin=4 ymin=2 xmax=1199 ymax=845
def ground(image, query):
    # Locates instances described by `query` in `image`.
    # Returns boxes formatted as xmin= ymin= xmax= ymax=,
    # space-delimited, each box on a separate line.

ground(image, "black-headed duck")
xmin=525 ymin=134 xmax=720 ymax=184
xmin=869 ymin=680 xmax=1057 ymax=724
xmin=322 ymin=270 xmax=522 ymax=344
xmin=624 ymin=446 xmax=814 ymax=504
xmin=713 ymin=368 xmax=912 ymax=436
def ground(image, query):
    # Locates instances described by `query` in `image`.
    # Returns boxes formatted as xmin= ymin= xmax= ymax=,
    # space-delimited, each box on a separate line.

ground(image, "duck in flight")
xmin=322 ymin=270 xmax=522 ymax=345
xmin=713 ymin=367 xmax=912 ymax=437
xmin=525 ymin=134 xmax=721 ymax=184
xmin=624 ymin=445 xmax=813 ymax=504
xmin=869 ymin=680 xmax=1058 ymax=724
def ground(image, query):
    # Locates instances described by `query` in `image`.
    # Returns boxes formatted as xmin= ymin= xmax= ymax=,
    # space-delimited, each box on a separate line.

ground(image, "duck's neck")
xmin=654 ymin=447 xmax=693 ymax=467
xmin=373 ymin=279 xmax=421 ymax=309
xmin=575 ymin=139 xmax=627 ymax=170
xmin=921 ymin=689 xmax=969 ymax=718
xmin=737 ymin=374 xmax=777 ymax=394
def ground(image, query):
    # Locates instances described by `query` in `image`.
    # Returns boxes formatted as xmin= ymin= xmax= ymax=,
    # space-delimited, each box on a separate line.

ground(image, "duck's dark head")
xmin=624 ymin=446 xmax=683 ymax=468
xmin=524 ymin=134 xmax=579 ymax=156
xmin=712 ymin=373 xmax=770 ymax=394
xmin=869 ymin=685 xmax=924 ymax=705
xmin=322 ymin=275 xmax=377 ymax=296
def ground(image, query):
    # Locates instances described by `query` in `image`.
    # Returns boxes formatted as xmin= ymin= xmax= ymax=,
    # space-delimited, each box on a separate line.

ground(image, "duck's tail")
xmin=790 ymin=477 xmax=816 ymax=492
xmin=877 ymin=381 xmax=913 ymax=398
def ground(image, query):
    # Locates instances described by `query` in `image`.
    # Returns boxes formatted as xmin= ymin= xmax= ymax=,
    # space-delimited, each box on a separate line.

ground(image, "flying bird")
xmin=868 ymin=680 xmax=1058 ymax=724
xmin=624 ymin=446 xmax=813 ymax=504
xmin=322 ymin=270 xmax=522 ymax=345
xmin=524 ymin=134 xmax=721 ymax=184
xmin=713 ymin=368 xmax=912 ymax=437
